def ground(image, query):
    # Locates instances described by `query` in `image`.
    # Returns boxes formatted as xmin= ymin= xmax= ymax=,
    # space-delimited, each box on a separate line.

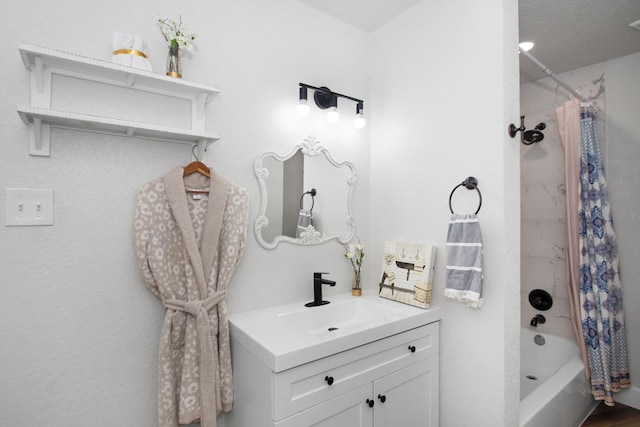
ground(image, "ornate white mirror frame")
xmin=254 ymin=136 xmax=357 ymax=249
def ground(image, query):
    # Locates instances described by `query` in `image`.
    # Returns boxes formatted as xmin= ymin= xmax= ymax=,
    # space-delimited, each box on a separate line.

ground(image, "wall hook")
xmin=508 ymin=116 xmax=546 ymax=145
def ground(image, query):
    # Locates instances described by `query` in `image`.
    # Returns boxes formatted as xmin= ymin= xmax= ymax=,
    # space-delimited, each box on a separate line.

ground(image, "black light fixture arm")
xmin=299 ymin=82 xmax=364 ymax=107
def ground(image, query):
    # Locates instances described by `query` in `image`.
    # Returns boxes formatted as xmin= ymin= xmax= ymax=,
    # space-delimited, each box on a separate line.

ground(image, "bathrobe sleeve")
xmin=133 ymin=180 xmax=163 ymax=300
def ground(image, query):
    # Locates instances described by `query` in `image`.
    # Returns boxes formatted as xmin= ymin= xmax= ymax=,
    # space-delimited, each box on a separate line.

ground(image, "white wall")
xmin=606 ymin=52 xmax=640 ymax=407
xmin=519 ymin=52 xmax=640 ymax=408
xmin=604 ymin=52 xmax=640 ymax=409
xmin=368 ymin=1 xmax=520 ymax=426
xmin=0 ymin=1 xmax=369 ymax=425
xmin=0 ymin=0 xmax=521 ymax=425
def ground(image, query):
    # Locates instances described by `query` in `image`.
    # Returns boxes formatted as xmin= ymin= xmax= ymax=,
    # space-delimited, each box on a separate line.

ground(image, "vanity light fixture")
xmin=298 ymin=83 xmax=365 ymax=128
xmin=297 ymin=86 xmax=310 ymax=117
xmin=354 ymin=102 xmax=365 ymax=129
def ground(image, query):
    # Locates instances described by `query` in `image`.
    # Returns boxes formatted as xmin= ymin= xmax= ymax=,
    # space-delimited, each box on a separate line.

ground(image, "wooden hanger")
xmin=183 ymin=160 xmax=210 ymax=178
xmin=183 ymin=145 xmax=211 ymax=194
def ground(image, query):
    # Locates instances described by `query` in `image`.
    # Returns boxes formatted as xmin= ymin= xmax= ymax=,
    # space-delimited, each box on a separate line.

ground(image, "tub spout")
xmin=531 ymin=314 xmax=546 ymax=327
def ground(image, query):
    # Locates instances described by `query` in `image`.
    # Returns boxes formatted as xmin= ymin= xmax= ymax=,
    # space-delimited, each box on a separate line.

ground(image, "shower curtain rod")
xmin=519 ymin=48 xmax=589 ymax=103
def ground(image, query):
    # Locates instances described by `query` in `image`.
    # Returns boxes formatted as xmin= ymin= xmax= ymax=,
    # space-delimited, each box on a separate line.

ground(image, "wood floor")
xmin=582 ymin=402 xmax=640 ymax=426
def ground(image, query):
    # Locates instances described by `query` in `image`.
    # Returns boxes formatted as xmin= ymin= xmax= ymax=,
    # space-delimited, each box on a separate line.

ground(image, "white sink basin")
xmin=229 ymin=291 xmax=441 ymax=372
xmin=281 ymin=297 xmax=406 ymax=337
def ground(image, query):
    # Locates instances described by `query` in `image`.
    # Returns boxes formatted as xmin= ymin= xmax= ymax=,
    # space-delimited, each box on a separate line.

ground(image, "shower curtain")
xmin=557 ymin=99 xmax=630 ymax=406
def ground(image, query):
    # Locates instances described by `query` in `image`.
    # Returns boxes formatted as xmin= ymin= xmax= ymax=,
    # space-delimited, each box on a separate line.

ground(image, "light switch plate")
xmin=5 ymin=188 xmax=54 ymax=226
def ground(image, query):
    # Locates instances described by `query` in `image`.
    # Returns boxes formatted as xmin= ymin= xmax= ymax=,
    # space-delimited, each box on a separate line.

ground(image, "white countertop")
xmin=229 ymin=290 xmax=441 ymax=372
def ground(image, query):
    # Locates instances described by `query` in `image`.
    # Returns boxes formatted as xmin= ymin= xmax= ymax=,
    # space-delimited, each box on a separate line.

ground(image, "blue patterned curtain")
xmin=578 ymin=105 xmax=630 ymax=405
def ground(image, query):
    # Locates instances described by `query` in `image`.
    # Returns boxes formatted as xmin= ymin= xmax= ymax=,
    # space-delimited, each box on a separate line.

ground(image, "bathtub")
xmin=519 ymin=328 xmax=598 ymax=427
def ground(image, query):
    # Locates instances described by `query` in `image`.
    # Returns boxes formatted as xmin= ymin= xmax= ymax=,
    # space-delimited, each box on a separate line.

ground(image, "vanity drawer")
xmin=272 ymin=322 xmax=439 ymax=421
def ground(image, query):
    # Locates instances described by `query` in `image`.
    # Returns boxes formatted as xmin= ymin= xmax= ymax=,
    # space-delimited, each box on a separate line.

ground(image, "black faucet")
xmin=531 ymin=314 xmax=546 ymax=327
xmin=305 ymin=272 xmax=336 ymax=307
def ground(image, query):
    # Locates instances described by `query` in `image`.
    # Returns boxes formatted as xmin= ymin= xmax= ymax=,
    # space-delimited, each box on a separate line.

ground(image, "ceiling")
xmin=299 ymin=0 xmax=640 ymax=84
xmin=519 ymin=0 xmax=640 ymax=83
xmin=298 ymin=0 xmax=422 ymax=32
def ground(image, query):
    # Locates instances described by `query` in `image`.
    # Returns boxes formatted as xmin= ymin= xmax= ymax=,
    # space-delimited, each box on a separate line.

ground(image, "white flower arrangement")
xmin=344 ymin=240 xmax=365 ymax=289
xmin=157 ymin=16 xmax=197 ymax=51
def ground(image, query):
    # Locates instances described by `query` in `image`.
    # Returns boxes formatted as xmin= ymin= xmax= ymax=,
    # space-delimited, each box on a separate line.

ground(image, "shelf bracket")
xmin=29 ymin=117 xmax=51 ymax=156
xmin=29 ymin=56 xmax=52 ymax=108
xmin=196 ymin=92 xmax=210 ymax=120
xmin=196 ymin=138 xmax=210 ymax=160
xmin=34 ymin=56 xmax=44 ymax=94
xmin=125 ymin=73 xmax=136 ymax=88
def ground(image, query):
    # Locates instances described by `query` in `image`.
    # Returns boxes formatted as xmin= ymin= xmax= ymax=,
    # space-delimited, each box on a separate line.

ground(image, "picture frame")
xmin=378 ymin=241 xmax=436 ymax=309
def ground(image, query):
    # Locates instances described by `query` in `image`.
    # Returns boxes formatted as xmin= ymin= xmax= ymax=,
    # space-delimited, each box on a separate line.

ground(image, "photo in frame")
xmin=378 ymin=241 xmax=437 ymax=309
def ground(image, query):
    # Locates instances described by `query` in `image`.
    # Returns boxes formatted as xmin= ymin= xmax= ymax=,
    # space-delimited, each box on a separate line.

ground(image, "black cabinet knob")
xmin=324 ymin=376 xmax=334 ymax=386
xmin=408 ymin=345 xmax=416 ymax=353
xmin=378 ymin=394 xmax=386 ymax=403
xmin=366 ymin=398 xmax=374 ymax=408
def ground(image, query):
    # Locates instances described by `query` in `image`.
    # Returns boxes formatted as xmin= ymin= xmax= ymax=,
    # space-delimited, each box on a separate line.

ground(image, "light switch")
xmin=5 ymin=188 xmax=54 ymax=226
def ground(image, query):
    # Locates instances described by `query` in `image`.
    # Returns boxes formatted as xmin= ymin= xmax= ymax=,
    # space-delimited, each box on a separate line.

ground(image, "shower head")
xmin=522 ymin=129 xmax=544 ymax=145
xmin=508 ymin=116 xmax=546 ymax=145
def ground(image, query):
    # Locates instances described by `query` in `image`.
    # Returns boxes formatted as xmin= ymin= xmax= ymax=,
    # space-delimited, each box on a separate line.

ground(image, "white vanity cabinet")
xmin=228 ymin=320 xmax=439 ymax=427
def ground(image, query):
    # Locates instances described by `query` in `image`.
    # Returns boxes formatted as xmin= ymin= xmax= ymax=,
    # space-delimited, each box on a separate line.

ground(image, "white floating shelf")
xmin=18 ymin=105 xmax=219 ymax=156
xmin=18 ymin=43 xmax=221 ymax=156
xmin=19 ymin=43 xmax=220 ymax=99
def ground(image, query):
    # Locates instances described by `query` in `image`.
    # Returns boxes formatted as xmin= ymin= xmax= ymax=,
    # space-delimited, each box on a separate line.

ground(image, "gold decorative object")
xmin=345 ymin=240 xmax=364 ymax=296
xmin=166 ymin=44 xmax=181 ymax=78
xmin=352 ymin=272 xmax=362 ymax=296
xmin=111 ymin=33 xmax=153 ymax=72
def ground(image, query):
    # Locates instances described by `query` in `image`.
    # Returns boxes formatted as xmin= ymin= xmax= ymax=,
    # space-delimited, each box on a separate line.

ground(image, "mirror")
xmin=254 ymin=136 xmax=357 ymax=249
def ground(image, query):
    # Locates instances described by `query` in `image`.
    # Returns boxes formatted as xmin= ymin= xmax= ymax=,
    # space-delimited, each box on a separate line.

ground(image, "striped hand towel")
xmin=295 ymin=209 xmax=313 ymax=238
xmin=445 ymin=214 xmax=483 ymax=308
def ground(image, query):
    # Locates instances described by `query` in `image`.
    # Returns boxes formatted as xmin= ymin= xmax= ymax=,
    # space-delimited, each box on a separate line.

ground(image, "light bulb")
xmin=327 ymin=107 xmax=339 ymax=123
xmin=518 ymin=41 xmax=534 ymax=52
xmin=297 ymin=86 xmax=310 ymax=116
xmin=297 ymin=99 xmax=310 ymax=117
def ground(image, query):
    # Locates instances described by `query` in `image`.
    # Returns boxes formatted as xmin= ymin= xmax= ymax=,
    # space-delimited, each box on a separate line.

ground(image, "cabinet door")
xmin=373 ymin=357 xmax=438 ymax=427
xmin=274 ymin=383 xmax=373 ymax=427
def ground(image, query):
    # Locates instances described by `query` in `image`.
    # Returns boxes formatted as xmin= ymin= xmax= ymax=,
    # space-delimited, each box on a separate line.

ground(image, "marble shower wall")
xmin=520 ymin=62 xmax=606 ymax=340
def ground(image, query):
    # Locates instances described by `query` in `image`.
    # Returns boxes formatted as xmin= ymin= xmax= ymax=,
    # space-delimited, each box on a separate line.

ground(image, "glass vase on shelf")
xmin=166 ymin=43 xmax=181 ymax=78
xmin=352 ymin=270 xmax=362 ymax=296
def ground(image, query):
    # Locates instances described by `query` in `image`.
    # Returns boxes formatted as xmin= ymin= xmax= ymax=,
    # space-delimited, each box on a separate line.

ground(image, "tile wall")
xmin=520 ymin=62 xmax=606 ymax=339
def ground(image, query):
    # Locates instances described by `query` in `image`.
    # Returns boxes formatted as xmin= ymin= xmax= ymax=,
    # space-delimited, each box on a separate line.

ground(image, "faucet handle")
xmin=314 ymin=272 xmax=330 ymax=279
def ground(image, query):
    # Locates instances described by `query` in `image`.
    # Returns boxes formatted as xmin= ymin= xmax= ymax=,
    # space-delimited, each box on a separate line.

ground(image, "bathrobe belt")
xmin=164 ymin=289 xmax=227 ymax=427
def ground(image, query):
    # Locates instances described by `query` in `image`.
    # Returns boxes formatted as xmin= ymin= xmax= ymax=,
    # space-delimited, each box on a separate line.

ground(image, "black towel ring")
xmin=449 ymin=177 xmax=482 ymax=214
xmin=300 ymin=188 xmax=316 ymax=212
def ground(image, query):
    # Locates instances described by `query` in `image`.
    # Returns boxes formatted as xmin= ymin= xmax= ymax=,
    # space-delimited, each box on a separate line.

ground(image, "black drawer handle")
xmin=366 ymin=398 xmax=375 ymax=408
xmin=378 ymin=394 xmax=386 ymax=403
xmin=324 ymin=375 xmax=334 ymax=386
xmin=408 ymin=345 xmax=416 ymax=353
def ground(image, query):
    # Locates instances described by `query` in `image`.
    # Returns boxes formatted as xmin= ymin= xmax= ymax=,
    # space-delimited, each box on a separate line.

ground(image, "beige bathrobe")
xmin=133 ymin=167 xmax=249 ymax=427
